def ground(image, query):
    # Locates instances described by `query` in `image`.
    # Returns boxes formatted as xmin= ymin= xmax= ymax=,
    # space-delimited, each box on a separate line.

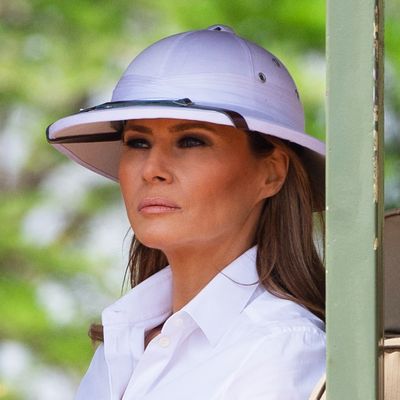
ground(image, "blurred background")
xmin=0 ymin=1 xmax=399 ymax=399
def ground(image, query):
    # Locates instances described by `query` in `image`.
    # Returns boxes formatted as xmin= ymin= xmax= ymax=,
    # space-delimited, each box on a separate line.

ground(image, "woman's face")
xmin=119 ymin=118 xmax=288 ymax=253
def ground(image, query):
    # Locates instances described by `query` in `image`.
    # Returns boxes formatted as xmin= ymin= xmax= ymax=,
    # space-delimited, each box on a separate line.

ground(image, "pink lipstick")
xmin=138 ymin=198 xmax=181 ymax=214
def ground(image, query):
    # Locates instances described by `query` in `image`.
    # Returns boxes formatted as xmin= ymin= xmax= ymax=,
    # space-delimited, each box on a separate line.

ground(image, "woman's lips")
xmin=138 ymin=198 xmax=181 ymax=214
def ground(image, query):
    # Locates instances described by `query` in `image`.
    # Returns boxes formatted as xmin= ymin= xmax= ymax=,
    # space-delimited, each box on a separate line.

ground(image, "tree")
xmin=0 ymin=1 xmax=398 ymax=398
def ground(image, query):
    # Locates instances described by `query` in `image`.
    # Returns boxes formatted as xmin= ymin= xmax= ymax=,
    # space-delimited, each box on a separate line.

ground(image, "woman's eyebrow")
xmin=123 ymin=122 xmax=218 ymax=135
xmin=169 ymin=123 xmax=217 ymax=133
xmin=124 ymin=124 xmax=152 ymax=134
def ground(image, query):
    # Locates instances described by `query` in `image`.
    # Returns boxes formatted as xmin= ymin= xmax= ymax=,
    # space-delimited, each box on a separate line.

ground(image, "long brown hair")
xmin=89 ymin=131 xmax=325 ymax=342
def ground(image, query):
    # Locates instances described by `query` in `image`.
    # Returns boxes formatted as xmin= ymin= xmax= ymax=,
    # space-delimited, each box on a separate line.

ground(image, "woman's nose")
xmin=141 ymin=147 xmax=173 ymax=184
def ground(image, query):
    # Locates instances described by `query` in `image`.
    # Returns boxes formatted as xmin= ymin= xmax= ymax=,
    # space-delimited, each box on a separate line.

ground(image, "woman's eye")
xmin=124 ymin=138 xmax=150 ymax=149
xmin=178 ymin=136 xmax=207 ymax=148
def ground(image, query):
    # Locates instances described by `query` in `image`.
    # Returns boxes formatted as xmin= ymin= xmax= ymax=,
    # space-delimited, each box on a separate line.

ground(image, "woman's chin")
xmin=133 ymin=228 xmax=183 ymax=251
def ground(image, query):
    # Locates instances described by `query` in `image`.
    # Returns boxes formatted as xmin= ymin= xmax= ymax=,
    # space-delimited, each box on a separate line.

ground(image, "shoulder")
xmin=241 ymin=288 xmax=326 ymax=365
xmin=220 ymin=289 xmax=325 ymax=399
xmin=221 ymin=329 xmax=325 ymax=399
xmin=243 ymin=286 xmax=325 ymax=336
xmin=75 ymin=344 xmax=111 ymax=400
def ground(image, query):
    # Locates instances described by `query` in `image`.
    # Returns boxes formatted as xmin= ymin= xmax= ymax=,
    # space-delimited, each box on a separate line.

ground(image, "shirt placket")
xmin=122 ymin=313 xmax=193 ymax=399
xmin=103 ymin=323 xmax=137 ymax=400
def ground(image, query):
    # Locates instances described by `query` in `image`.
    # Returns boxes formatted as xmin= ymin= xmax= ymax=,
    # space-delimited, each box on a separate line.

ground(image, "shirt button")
xmin=158 ymin=336 xmax=170 ymax=348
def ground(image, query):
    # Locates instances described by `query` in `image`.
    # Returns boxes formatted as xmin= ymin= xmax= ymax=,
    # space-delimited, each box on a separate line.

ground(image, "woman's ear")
xmin=259 ymin=147 xmax=289 ymax=199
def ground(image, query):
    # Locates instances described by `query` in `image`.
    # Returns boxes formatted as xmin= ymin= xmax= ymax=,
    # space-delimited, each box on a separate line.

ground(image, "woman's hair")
xmin=89 ymin=131 xmax=325 ymax=342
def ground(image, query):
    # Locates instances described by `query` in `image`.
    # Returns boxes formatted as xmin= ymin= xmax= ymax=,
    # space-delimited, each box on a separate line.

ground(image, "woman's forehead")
xmin=124 ymin=118 xmax=240 ymax=135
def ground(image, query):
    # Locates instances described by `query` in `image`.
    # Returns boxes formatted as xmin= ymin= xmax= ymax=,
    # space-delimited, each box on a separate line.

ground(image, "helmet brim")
xmin=47 ymin=100 xmax=325 ymax=209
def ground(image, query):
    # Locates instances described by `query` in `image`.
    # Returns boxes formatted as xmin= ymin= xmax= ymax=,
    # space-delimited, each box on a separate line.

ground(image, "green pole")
xmin=326 ymin=0 xmax=384 ymax=398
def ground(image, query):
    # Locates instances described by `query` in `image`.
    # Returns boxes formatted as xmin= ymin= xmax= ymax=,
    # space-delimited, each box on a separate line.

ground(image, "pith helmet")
xmin=47 ymin=24 xmax=324 ymax=205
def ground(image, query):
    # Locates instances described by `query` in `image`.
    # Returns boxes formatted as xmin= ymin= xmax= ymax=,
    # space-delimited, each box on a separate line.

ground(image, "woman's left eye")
xmin=178 ymin=136 xmax=207 ymax=148
xmin=123 ymin=138 xmax=151 ymax=148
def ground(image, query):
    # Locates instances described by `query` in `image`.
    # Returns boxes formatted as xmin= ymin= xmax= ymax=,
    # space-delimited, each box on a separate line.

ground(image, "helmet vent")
xmin=207 ymin=24 xmax=235 ymax=33
xmin=258 ymin=72 xmax=267 ymax=83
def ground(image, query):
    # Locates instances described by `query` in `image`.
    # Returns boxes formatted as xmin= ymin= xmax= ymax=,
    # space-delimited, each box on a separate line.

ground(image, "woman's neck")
xmin=164 ymin=240 xmax=254 ymax=313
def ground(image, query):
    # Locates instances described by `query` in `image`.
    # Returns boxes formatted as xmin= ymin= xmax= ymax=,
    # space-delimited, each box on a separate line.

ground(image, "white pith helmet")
xmin=47 ymin=24 xmax=325 ymax=207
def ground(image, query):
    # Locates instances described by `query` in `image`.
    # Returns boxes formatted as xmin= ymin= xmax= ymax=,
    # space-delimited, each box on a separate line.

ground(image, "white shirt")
xmin=76 ymin=246 xmax=325 ymax=400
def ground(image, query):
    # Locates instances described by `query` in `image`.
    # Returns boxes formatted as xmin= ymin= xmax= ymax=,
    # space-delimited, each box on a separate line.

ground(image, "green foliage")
xmin=0 ymin=1 xmax=398 ymax=398
xmin=0 ymin=276 xmax=49 ymax=336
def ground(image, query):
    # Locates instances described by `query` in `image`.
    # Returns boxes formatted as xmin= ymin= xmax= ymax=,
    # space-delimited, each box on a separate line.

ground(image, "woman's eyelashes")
xmin=124 ymin=137 xmax=150 ymax=148
xmin=123 ymin=134 xmax=209 ymax=149
xmin=177 ymin=135 xmax=208 ymax=148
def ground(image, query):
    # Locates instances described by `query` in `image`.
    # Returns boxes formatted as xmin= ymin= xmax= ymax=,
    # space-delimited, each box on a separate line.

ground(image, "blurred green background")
xmin=0 ymin=1 xmax=399 ymax=399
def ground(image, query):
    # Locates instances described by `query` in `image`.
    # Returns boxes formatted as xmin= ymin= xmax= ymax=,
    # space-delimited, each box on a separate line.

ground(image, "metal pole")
xmin=326 ymin=0 xmax=384 ymax=398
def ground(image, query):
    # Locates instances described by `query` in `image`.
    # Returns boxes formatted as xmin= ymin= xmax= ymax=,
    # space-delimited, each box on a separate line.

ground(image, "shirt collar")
xmin=102 ymin=246 xmax=261 ymax=347
xmin=180 ymin=246 xmax=260 ymax=346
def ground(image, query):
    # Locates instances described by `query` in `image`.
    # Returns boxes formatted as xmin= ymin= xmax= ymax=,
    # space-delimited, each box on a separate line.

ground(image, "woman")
xmin=47 ymin=25 xmax=325 ymax=399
